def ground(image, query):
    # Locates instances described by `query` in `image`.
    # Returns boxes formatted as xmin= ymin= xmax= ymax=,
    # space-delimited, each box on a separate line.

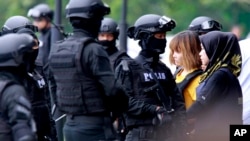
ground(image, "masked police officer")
xmin=0 ymin=33 xmax=37 ymax=141
xmin=1 ymin=16 xmax=58 ymax=141
xmin=27 ymin=4 xmax=64 ymax=141
xmin=188 ymin=16 xmax=222 ymax=35
xmin=98 ymin=17 xmax=131 ymax=141
xmin=98 ymin=17 xmax=131 ymax=71
xmin=48 ymin=0 xmax=128 ymax=141
xmin=115 ymin=14 xmax=187 ymax=141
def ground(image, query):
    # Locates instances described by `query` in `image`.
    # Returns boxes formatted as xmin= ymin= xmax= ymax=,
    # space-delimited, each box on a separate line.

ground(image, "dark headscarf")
xmin=199 ymin=31 xmax=242 ymax=82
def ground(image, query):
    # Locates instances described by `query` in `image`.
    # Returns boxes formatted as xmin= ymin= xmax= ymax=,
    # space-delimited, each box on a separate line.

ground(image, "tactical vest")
xmin=0 ymin=80 xmax=17 ymax=141
xmin=174 ymin=67 xmax=202 ymax=93
xmin=109 ymin=51 xmax=129 ymax=71
xmin=49 ymin=37 xmax=106 ymax=115
xmin=122 ymin=57 xmax=174 ymax=126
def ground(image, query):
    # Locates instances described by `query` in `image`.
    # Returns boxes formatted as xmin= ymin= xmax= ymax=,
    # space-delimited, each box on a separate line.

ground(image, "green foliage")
xmin=0 ymin=0 xmax=249 ymax=37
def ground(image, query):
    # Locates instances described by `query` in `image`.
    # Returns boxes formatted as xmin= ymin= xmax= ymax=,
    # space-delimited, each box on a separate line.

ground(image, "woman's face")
xmin=172 ymin=51 xmax=183 ymax=66
xmin=199 ymin=43 xmax=209 ymax=71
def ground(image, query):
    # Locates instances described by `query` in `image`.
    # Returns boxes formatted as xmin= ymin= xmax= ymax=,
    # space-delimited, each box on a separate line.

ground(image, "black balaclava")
xmin=99 ymin=40 xmax=116 ymax=49
xmin=139 ymin=35 xmax=167 ymax=61
xmin=70 ymin=17 xmax=102 ymax=38
xmin=98 ymin=35 xmax=118 ymax=55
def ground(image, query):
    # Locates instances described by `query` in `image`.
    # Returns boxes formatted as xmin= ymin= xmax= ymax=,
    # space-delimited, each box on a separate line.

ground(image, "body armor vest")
xmin=109 ymin=51 xmax=128 ymax=71
xmin=124 ymin=56 xmax=173 ymax=126
xmin=49 ymin=37 xmax=106 ymax=115
xmin=174 ymin=68 xmax=202 ymax=93
xmin=0 ymin=80 xmax=17 ymax=141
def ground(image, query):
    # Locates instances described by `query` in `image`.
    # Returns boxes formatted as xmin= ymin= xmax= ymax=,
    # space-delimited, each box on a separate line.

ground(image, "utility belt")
xmin=66 ymin=112 xmax=117 ymax=140
xmin=130 ymin=126 xmax=157 ymax=140
xmin=66 ymin=111 xmax=110 ymax=119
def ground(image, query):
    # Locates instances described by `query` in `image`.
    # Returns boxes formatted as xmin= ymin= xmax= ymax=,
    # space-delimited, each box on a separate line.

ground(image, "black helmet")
xmin=0 ymin=33 xmax=36 ymax=67
xmin=127 ymin=14 xmax=176 ymax=40
xmin=27 ymin=3 xmax=53 ymax=20
xmin=188 ymin=16 xmax=222 ymax=34
xmin=1 ymin=16 xmax=38 ymax=35
xmin=99 ymin=17 xmax=119 ymax=38
xmin=65 ymin=0 xmax=110 ymax=19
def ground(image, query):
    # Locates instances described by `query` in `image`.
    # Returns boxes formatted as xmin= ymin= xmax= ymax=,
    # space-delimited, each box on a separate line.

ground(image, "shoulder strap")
xmin=177 ymin=69 xmax=203 ymax=92
xmin=173 ymin=67 xmax=183 ymax=79
xmin=112 ymin=52 xmax=130 ymax=70
xmin=75 ymin=37 xmax=94 ymax=71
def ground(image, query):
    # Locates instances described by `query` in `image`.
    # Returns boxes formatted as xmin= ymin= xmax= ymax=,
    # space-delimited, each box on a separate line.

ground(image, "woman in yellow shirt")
xmin=169 ymin=30 xmax=202 ymax=109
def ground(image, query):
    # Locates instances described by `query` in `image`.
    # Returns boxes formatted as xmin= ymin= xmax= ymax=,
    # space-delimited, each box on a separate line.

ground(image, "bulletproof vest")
xmin=128 ymin=56 xmax=172 ymax=107
xmin=121 ymin=56 xmax=174 ymax=126
xmin=109 ymin=51 xmax=129 ymax=71
xmin=174 ymin=67 xmax=202 ymax=93
xmin=0 ymin=80 xmax=17 ymax=141
xmin=49 ymin=36 xmax=107 ymax=115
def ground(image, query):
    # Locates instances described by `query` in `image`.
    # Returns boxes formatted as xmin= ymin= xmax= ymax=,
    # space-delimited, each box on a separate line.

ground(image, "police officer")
xmin=188 ymin=16 xmax=222 ymax=35
xmin=1 ymin=16 xmax=58 ymax=141
xmin=0 ymin=33 xmax=37 ymax=141
xmin=27 ymin=3 xmax=53 ymax=66
xmin=98 ymin=17 xmax=131 ymax=141
xmin=48 ymin=0 xmax=128 ymax=141
xmin=98 ymin=17 xmax=130 ymax=71
xmin=27 ymin=4 xmax=64 ymax=141
xmin=116 ymin=14 xmax=187 ymax=141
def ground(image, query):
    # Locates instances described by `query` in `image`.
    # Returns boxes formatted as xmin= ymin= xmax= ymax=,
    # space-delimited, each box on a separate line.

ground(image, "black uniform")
xmin=49 ymin=1 xmax=128 ymax=140
xmin=25 ymin=63 xmax=57 ymax=141
xmin=16 ymin=27 xmax=57 ymax=141
xmin=103 ymin=43 xmax=131 ymax=141
xmin=27 ymin=4 xmax=62 ymax=140
xmin=49 ymin=29 xmax=128 ymax=141
xmin=0 ymin=71 xmax=37 ymax=141
xmin=36 ymin=28 xmax=51 ymax=66
xmin=118 ymin=14 xmax=187 ymax=141
xmin=1 ymin=16 xmax=58 ymax=141
xmin=0 ymin=33 xmax=38 ymax=141
xmin=116 ymin=54 xmax=186 ymax=141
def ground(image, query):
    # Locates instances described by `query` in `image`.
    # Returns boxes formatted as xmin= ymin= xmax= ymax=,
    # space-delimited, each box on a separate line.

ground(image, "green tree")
xmin=0 ymin=0 xmax=249 ymax=37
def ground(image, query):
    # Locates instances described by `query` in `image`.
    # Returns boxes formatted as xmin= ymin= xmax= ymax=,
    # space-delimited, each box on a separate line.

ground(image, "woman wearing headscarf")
xmin=187 ymin=31 xmax=243 ymax=141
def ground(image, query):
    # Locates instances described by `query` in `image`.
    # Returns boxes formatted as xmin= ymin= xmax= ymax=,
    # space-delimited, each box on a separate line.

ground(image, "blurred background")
xmin=1 ymin=0 xmax=250 ymax=72
xmin=1 ymin=0 xmax=250 ymax=38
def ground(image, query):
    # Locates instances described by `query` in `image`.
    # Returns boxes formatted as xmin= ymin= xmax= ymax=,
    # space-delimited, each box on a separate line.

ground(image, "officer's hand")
xmin=155 ymin=106 xmax=166 ymax=114
xmin=153 ymin=107 xmax=172 ymax=126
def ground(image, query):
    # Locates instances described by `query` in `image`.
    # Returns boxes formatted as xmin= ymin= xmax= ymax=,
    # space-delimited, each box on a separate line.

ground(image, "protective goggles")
xmin=136 ymin=16 xmax=176 ymax=33
xmin=200 ymin=20 xmax=222 ymax=30
xmin=158 ymin=16 xmax=176 ymax=30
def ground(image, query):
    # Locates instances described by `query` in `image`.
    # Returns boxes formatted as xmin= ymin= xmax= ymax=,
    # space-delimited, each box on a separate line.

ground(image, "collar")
xmin=73 ymin=28 xmax=95 ymax=38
